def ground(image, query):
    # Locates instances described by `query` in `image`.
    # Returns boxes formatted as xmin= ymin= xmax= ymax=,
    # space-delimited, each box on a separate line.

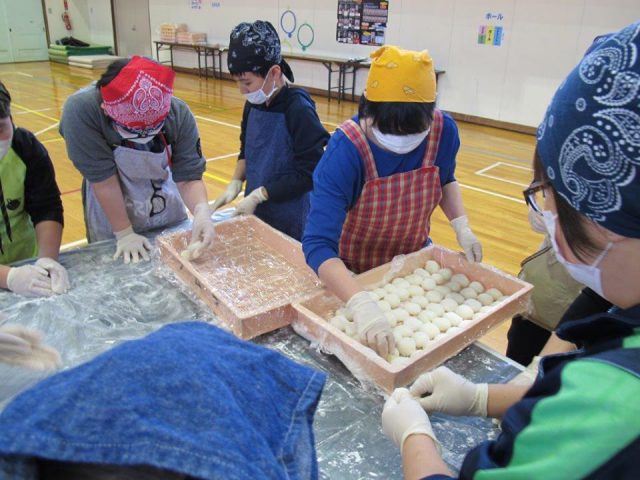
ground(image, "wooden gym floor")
xmin=0 ymin=61 xmax=543 ymax=358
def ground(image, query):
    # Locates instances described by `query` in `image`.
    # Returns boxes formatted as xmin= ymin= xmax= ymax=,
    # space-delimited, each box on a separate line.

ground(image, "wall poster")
xmin=337 ymin=1 xmax=388 ymax=46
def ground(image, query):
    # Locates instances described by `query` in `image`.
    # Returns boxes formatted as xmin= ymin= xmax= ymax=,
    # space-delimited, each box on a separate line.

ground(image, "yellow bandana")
xmin=365 ymin=45 xmax=436 ymax=103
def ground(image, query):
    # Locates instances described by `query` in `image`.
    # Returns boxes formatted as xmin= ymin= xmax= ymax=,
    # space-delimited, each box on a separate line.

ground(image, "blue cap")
xmin=537 ymin=22 xmax=640 ymax=238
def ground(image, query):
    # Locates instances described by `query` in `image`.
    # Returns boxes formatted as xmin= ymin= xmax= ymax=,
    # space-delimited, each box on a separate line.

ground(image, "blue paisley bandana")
xmin=537 ymin=22 xmax=640 ymax=238
xmin=228 ymin=20 xmax=294 ymax=82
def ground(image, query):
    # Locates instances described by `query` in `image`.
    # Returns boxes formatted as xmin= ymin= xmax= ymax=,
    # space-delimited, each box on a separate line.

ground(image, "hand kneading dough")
xmin=369 ymin=290 xmax=381 ymax=301
xmin=432 ymin=317 xmax=451 ymax=332
xmin=344 ymin=323 xmax=357 ymax=338
xmin=336 ymin=307 xmax=352 ymax=320
xmin=425 ymin=260 xmax=440 ymax=274
xmin=330 ymin=315 xmax=349 ymax=331
xmin=420 ymin=322 xmax=440 ymax=339
xmin=397 ymin=337 xmax=417 ymax=357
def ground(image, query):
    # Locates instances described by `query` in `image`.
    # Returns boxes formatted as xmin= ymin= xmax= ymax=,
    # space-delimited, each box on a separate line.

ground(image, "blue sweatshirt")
xmin=302 ymin=112 xmax=460 ymax=273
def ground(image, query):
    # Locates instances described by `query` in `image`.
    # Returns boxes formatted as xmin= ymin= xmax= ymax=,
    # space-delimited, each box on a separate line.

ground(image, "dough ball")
xmin=426 ymin=303 xmax=445 ymax=317
xmin=425 ymin=259 xmax=441 ymax=274
xmin=431 ymin=273 xmax=445 ymax=285
xmin=445 ymin=281 xmax=462 ymax=292
xmin=373 ymin=287 xmax=387 ymax=299
xmin=420 ymin=278 xmax=437 ymax=291
xmin=446 ymin=292 xmax=465 ymax=304
xmin=469 ymin=281 xmax=485 ymax=294
xmin=378 ymin=300 xmax=392 ymax=312
xmin=426 ymin=290 xmax=443 ymax=303
xmin=472 ymin=312 xmax=484 ymax=321
xmin=414 ymin=267 xmax=430 ymax=278
xmin=405 ymin=274 xmax=423 ymax=286
xmin=392 ymin=277 xmax=411 ymax=289
xmin=412 ymin=295 xmax=430 ymax=309
xmin=444 ymin=311 xmax=463 ymax=326
xmin=492 ymin=297 xmax=507 ymax=306
xmin=486 ymin=287 xmax=503 ymax=301
xmin=330 ymin=315 xmax=349 ymax=331
xmin=384 ymin=283 xmax=398 ymax=293
xmin=418 ymin=310 xmax=436 ymax=323
xmin=455 ymin=304 xmax=475 ymax=320
xmin=413 ymin=331 xmax=429 ymax=349
xmin=391 ymin=356 xmax=410 ymax=366
xmin=392 ymin=308 xmax=409 ymax=323
xmin=440 ymin=297 xmax=459 ymax=313
xmin=384 ymin=293 xmax=401 ymax=308
xmin=460 ymin=287 xmax=478 ymax=299
xmin=404 ymin=316 xmax=423 ymax=332
xmin=451 ymin=273 xmax=470 ymax=288
xmin=477 ymin=293 xmax=494 ymax=306
xmin=420 ymin=322 xmax=440 ymax=339
xmin=396 ymin=288 xmax=410 ymax=302
xmin=446 ymin=326 xmax=462 ymax=336
xmin=397 ymin=337 xmax=417 ymax=357
xmin=408 ymin=285 xmax=424 ymax=297
xmin=405 ymin=302 xmax=421 ymax=316
xmin=438 ymin=268 xmax=453 ymax=281
xmin=432 ymin=316 xmax=452 ymax=333
xmin=435 ymin=285 xmax=451 ymax=296
xmin=479 ymin=305 xmax=493 ymax=313
xmin=344 ymin=323 xmax=357 ymax=338
xmin=386 ymin=311 xmax=399 ymax=328
xmin=464 ymin=298 xmax=483 ymax=313
xmin=336 ymin=307 xmax=352 ymax=321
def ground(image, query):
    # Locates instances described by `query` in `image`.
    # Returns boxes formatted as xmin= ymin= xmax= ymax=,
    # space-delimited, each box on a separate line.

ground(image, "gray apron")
xmin=84 ymin=136 xmax=187 ymax=242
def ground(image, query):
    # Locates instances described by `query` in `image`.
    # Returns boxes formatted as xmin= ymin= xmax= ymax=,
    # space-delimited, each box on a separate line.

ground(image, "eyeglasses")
xmin=522 ymin=180 xmax=550 ymax=214
xmin=149 ymin=180 xmax=166 ymax=218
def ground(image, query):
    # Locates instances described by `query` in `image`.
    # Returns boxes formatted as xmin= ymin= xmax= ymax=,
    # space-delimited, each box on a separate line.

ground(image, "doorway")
xmin=0 ymin=0 xmax=48 ymax=63
xmin=113 ymin=0 xmax=151 ymax=57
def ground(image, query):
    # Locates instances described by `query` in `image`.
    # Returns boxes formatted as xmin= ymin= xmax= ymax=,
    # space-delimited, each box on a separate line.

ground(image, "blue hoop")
xmin=297 ymin=22 xmax=315 ymax=51
xmin=280 ymin=9 xmax=297 ymax=38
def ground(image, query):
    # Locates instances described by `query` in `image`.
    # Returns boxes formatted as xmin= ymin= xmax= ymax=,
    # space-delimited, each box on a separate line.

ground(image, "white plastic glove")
xmin=508 ymin=355 xmax=541 ymax=387
xmin=35 ymin=258 xmax=70 ymax=294
xmin=0 ymin=325 xmax=62 ymax=370
xmin=409 ymin=366 xmax=489 ymax=417
xmin=382 ymin=388 xmax=440 ymax=454
xmin=6 ymin=264 xmax=52 ymax=297
xmin=450 ymin=215 xmax=483 ymax=262
xmin=346 ymin=291 xmax=394 ymax=359
xmin=233 ymin=187 xmax=267 ymax=216
xmin=527 ymin=207 xmax=547 ymax=234
xmin=182 ymin=202 xmax=215 ymax=260
xmin=113 ymin=226 xmax=152 ymax=264
xmin=211 ymin=179 xmax=243 ymax=211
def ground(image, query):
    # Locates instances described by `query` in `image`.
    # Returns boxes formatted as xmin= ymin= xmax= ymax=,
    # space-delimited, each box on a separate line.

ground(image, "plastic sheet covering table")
xmin=0 ymin=225 xmax=522 ymax=478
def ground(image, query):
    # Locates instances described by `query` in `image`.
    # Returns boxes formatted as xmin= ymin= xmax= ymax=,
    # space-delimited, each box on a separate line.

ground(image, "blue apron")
xmin=245 ymin=108 xmax=309 ymax=240
xmin=0 ymin=322 xmax=326 ymax=480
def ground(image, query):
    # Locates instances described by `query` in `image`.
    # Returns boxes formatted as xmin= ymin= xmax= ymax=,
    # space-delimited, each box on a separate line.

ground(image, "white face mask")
xmin=0 ymin=129 xmax=13 ymax=160
xmin=244 ymin=69 xmax=277 ymax=105
xmin=542 ymin=210 xmax=613 ymax=297
xmin=371 ymin=127 xmax=429 ymax=154
xmin=115 ymin=123 xmax=162 ymax=145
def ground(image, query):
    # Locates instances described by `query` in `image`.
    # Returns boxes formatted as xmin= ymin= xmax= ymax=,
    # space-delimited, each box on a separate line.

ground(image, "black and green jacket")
xmin=427 ymin=305 xmax=640 ymax=480
xmin=0 ymin=127 xmax=63 ymax=264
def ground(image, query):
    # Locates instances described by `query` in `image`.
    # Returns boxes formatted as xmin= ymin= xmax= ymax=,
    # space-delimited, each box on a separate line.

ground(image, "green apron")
xmin=0 ymin=147 xmax=38 ymax=264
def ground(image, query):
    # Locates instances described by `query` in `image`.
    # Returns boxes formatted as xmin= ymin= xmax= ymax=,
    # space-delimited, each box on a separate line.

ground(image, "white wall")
xmin=44 ymin=0 xmax=113 ymax=48
xmin=142 ymin=0 xmax=640 ymax=127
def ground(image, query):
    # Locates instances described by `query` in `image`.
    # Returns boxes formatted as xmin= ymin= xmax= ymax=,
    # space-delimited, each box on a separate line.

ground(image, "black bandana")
xmin=0 ymin=81 xmax=11 ymax=117
xmin=227 ymin=21 xmax=294 ymax=82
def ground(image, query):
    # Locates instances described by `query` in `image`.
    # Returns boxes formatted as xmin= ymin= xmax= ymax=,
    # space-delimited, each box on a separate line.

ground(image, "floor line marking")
xmin=206 ymin=152 xmax=239 ymax=162
xmin=459 ymin=182 xmax=524 ymax=204
xmin=194 ymin=115 xmax=240 ymax=129
xmin=34 ymin=122 xmax=60 ymax=136
xmin=15 ymin=107 xmax=54 ymax=115
xmin=476 ymin=172 xmax=530 ymax=188
xmin=204 ymin=171 xmax=232 ymax=184
xmin=11 ymin=102 xmax=60 ymax=122
xmin=475 ymin=162 xmax=501 ymax=175
xmin=41 ymin=138 xmax=64 ymax=144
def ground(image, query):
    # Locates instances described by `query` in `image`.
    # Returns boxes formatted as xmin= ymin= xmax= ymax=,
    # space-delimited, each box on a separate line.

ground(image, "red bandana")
xmin=100 ymin=56 xmax=175 ymax=130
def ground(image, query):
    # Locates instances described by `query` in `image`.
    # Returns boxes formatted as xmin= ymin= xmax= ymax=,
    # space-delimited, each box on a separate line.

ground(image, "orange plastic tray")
xmin=292 ymin=246 xmax=532 ymax=393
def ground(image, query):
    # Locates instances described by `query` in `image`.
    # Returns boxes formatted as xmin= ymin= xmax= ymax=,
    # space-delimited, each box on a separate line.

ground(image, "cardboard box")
xmin=292 ymin=246 xmax=532 ymax=393
xmin=158 ymin=216 xmax=322 ymax=339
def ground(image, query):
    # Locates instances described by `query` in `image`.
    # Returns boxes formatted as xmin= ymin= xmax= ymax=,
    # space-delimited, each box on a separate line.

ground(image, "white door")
xmin=0 ymin=0 xmax=14 ymax=63
xmin=3 ymin=0 xmax=48 ymax=62
xmin=113 ymin=0 xmax=151 ymax=57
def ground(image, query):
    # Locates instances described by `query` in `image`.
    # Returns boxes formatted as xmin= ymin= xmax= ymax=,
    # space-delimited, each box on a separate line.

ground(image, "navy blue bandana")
xmin=537 ymin=22 xmax=640 ymax=238
xmin=228 ymin=20 xmax=294 ymax=82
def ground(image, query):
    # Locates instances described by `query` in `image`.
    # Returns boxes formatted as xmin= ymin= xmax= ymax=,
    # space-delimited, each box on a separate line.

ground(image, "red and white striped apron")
xmin=338 ymin=109 xmax=444 ymax=273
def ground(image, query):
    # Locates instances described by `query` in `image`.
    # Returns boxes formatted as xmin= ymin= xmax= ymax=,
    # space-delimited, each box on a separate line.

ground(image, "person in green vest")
xmin=0 ymin=80 xmax=68 ymax=297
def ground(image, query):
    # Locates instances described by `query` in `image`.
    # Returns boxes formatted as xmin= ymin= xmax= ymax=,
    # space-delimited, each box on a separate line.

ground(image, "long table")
xmin=0 ymin=221 xmax=520 ymax=478
xmin=154 ymin=41 xmax=226 ymax=79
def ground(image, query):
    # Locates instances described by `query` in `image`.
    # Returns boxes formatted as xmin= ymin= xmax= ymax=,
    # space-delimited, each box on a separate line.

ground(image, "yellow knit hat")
xmin=365 ymin=46 xmax=436 ymax=103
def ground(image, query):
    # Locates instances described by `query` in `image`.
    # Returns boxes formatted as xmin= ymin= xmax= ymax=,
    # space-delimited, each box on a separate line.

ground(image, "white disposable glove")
xmin=508 ymin=355 xmax=541 ymax=387
xmin=0 ymin=325 xmax=62 ymax=370
xmin=35 ymin=258 xmax=70 ymax=294
xmin=233 ymin=187 xmax=268 ymax=216
xmin=211 ymin=179 xmax=243 ymax=211
xmin=346 ymin=291 xmax=394 ymax=358
xmin=182 ymin=202 xmax=215 ymax=260
xmin=6 ymin=264 xmax=52 ymax=297
xmin=450 ymin=215 xmax=483 ymax=262
xmin=409 ymin=366 xmax=489 ymax=417
xmin=113 ymin=226 xmax=152 ymax=264
xmin=382 ymin=388 xmax=440 ymax=454
xmin=527 ymin=207 xmax=547 ymax=234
